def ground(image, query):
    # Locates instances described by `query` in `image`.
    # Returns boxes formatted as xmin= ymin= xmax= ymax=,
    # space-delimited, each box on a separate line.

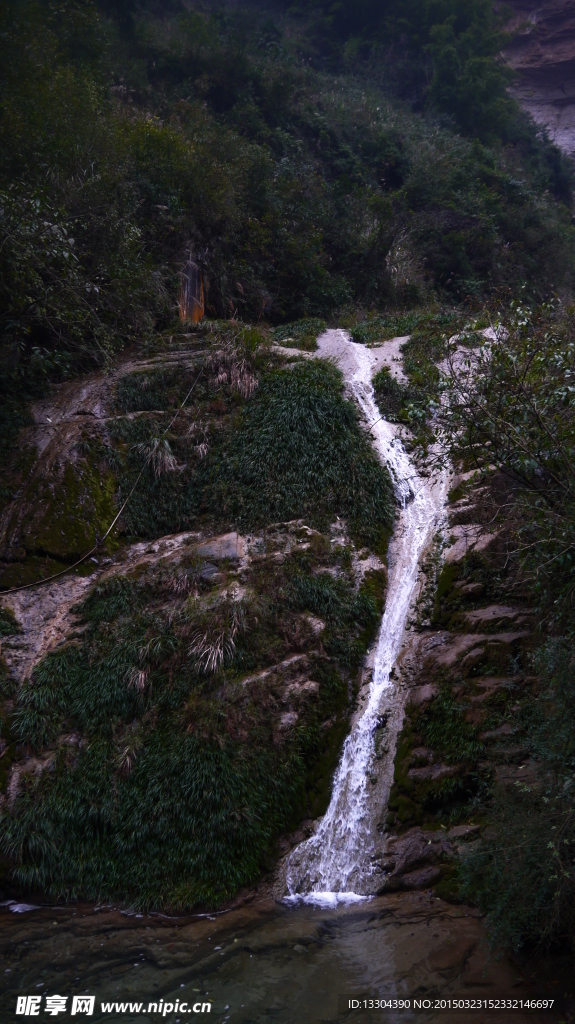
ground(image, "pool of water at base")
xmin=0 ymin=894 xmax=566 ymax=1024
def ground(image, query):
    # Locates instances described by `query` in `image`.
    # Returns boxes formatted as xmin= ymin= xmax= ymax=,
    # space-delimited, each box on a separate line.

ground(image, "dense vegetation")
xmin=2 ymin=0 xmax=575 ymax=456
xmin=364 ymin=300 xmax=575 ymax=959
xmin=112 ymin=350 xmax=394 ymax=547
xmin=3 ymin=0 xmax=575 ymax=936
xmin=0 ymin=348 xmax=393 ymax=906
xmin=2 ymin=552 xmax=382 ymax=908
xmin=439 ymin=305 xmax=575 ymax=953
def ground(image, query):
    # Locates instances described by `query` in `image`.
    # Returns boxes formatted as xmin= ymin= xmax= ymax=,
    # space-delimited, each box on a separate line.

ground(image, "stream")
xmin=285 ymin=330 xmax=447 ymax=899
xmin=0 ymin=333 xmax=559 ymax=1023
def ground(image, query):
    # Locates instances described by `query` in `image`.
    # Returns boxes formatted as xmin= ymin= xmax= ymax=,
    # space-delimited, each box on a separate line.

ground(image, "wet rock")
xmin=378 ymin=827 xmax=455 ymax=892
xmin=0 ymin=893 xmax=552 ymax=1018
xmin=400 ymin=866 xmax=443 ymax=889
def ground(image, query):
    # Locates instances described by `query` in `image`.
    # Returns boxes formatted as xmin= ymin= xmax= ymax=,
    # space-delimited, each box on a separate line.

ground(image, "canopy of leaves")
xmin=441 ymin=307 xmax=575 ymax=954
xmin=1 ymin=0 xmax=574 ymax=458
xmin=281 ymin=0 xmax=513 ymax=137
xmin=442 ymin=304 xmax=575 ymax=625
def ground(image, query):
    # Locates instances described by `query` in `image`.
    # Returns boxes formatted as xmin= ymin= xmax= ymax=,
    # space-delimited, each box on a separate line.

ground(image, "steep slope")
xmin=503 ymin=0 xmax=575 ymax=155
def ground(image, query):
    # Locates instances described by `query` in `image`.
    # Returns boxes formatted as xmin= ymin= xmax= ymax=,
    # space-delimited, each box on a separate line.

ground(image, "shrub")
xmin=460 ymin=641 xmax=575 ymax=952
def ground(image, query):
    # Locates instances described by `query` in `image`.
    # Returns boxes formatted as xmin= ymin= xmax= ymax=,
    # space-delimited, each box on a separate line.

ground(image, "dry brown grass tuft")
xmin=133 ymin=437 xmax=178 ymax=477
xmin=207 ymin=348 xmax=258 ymax=399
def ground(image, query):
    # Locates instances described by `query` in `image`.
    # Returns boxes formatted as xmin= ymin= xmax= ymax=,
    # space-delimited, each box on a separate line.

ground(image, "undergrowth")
xmin=460 ymin=641 xmax=575 ymax=952
xmin=112 ymin=358 xmax=394 ymax=549
xmin=1 ymin=389 xmax=388 ymax=905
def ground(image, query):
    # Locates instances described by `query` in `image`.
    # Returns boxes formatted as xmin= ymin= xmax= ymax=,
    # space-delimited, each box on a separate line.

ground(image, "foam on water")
xmin=282 ymin=892 xmax=370 ymax=909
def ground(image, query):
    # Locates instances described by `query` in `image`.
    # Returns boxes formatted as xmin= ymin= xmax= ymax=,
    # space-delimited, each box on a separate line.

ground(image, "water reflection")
xmin=0 ymin=894 xmax=558 ymax=1024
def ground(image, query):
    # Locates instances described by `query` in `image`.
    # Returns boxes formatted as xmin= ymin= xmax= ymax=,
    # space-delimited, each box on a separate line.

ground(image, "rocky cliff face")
xmin=502 ymin=0 xmax=575 ymax=156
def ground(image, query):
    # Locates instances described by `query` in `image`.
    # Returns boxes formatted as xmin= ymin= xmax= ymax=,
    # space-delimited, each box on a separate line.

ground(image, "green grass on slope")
xmin=115 ymin=359 xmax=394 ymax=550
xmin=0 ymin=356 xmax=393 ymax=909
xmin=197 ymin=361 xmax=394 ymax=548
xmin=2 ymin=552 xmax=384 ymax=908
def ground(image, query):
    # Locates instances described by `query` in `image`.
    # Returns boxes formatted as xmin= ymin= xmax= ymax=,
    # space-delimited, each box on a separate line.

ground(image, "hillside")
xmin=2 ymin=0 xmax=575 ymax=973
xmin=2 ymin=0 xmax=575 ymax=459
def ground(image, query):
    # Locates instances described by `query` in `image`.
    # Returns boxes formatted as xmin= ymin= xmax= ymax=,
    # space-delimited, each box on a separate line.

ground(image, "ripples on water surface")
xmin=0 ymin=897 xmax=560 ymax=1024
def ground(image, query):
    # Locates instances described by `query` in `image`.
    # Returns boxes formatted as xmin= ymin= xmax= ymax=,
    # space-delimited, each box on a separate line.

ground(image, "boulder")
xmin=378 ymin=827 xmax=454 ymax=892
xmin=196 ymin=532 xmax=247 ymax=560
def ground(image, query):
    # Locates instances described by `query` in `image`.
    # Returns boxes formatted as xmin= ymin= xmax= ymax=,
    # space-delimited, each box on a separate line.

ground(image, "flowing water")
xmin=0 ymin=894 xmax=556 ymax=1024
xmin=285 ymin=331 xmax=447 ymax=899
xmin=0 ymin=332 xmax=559 ymax=1023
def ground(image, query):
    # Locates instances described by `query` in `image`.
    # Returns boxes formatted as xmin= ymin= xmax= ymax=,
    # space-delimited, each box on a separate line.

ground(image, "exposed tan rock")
xmin=303 ymin=614 xmax=325 ymax=635
xmin=1 ymin=575 xmax=95 ymax=683
xmin=503 ymin=0 xmax=575 ymax=156
xmin=425 ymin=631 xmax=529 ymax=672
xmin=480 ymin=723 xmax=519 ymax=740
xmin=409 ymin=746 xmax=435 ymax=764
xmin=448 ymin=824 xmax=481 ymax=840
xmin=400 ymin=865 xmax=443 ymax=889
xmin=468 ymin=677 xmax=518 ymax=702
xmin=369 ymin=335 xmax=409 ymax=382
xmin=284 ymin=679 xmax=320 ymax=697
xmin=443 ymin=524 xmax=499 ymax=564
xmin=196 ymin=531 xmax=247 ymax=560
xmin=454 ymin=581 xmax=484 ymax=596
xmin=458 ymin=605 xmax=534 ymax=631
xmin=494 ymin=761 xmax=539 ymax=785
xmin=0 ymin=528 xmax=258 ymax=685
xmin=406 ymin=683 xmax=439 ymax=705
xmin=278 ymin=711 xmax=299 ymax=730
xmin=6 ymin=754 xmax=55 ymax=807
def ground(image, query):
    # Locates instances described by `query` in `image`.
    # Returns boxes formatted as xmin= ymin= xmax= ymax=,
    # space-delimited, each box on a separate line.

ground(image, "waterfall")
xmin=284 ymin=330 xmax=447 ymax=902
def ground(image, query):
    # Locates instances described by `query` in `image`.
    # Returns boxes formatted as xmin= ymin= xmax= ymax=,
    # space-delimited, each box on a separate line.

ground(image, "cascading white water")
xmin=284 ymin=330 xmax=447 ymax=901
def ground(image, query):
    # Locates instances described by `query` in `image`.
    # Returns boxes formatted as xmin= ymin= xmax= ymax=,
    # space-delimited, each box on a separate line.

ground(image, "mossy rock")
xmin=431 ymin=562 xmax=461 ymax=625
xmin=301 ymin=713 xmax=352 ymax=821
xmin=432 ymin=866 xmax=462 ymax=904
xmin=18 ymin=461 xmax=117 ymax=561
xmin=0 ymin=607 xmax=19 ymax=636
xmin=0 ymin=554 xmax=93 ymax=591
